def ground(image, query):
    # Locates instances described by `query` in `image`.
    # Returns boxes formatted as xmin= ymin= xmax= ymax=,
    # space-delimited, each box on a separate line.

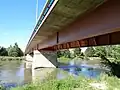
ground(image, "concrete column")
xmin=25 ymin=54 xmax=33 ymax=68
xmin=26 ymin=54 xmax=33 ymax=62
xmin=32 ymin=68 xmax=56 ymax=83
xmin=32 ymin=50 xmax=58 ymax=69
xmin=24 ymin=68 xmax=32 ymax=83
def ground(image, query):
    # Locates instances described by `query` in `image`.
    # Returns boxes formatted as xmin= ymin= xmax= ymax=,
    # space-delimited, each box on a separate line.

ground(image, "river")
xmin=0 ymin=60 xmax=107 ymax=89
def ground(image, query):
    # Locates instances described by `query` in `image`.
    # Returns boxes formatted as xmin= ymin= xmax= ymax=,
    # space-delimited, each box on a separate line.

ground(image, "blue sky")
xmin=0 ymin=0 xmax=46 ymax=51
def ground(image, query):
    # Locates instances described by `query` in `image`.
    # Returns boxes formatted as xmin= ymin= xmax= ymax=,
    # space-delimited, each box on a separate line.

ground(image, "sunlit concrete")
xmin=32 ymin=50 xmax=58 ymax=69
xmin=24 ymin=68 xmax=32 ymax=83
xmin=25 ymin=54 xmax=33 ymax=68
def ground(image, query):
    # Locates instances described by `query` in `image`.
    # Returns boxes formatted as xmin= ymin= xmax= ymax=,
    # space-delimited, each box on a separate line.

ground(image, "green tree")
xmin=14 ymin=43 xmax=24 ymax=56
xmin=57 ymin=49 xmax=71 ymax=58
xmin=74 ymin=48 xmax=82 ymax=57
xmin=7 ymin=45 xmax=13 ymax=56
xmin=94 ymin=46 xmax=107 ymax=57
xmin=93 ymin=45 xmax=120 ymax=58
xmin=85 ymin=47 xmax=95 ymax=57
xmin=8 ymin=43 xmax=24 ymax=57
xmin=63 ymin=49 xmax=71 ymax=58
xmin=57 ymin=50 xmax=62 ymax=58
xmin=0 ymin=47 xmax=8 ymax=56
xmin=110 ymin=45 xmax=120 ymax=60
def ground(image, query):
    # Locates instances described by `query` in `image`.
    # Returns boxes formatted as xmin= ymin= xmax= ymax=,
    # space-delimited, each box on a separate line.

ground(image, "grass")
xmin=58 ymin=56 xmax=84 ymax=64
xmin=11 ymin=74 xmax=120 ymax=90
xmin=58 ymin=56 xmax=71 ymax=63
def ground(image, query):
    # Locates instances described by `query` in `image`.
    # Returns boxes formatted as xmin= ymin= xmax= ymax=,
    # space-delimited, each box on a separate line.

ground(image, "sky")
xmin=0 ymin=0 xmax=46 ymax=51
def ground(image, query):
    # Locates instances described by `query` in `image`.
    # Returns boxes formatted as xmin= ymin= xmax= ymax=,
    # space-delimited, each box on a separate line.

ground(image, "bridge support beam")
xmin=32 ymin=50 xmax=58 ymax=69
xmin=25 ymin=54 xmax=33 ymax=68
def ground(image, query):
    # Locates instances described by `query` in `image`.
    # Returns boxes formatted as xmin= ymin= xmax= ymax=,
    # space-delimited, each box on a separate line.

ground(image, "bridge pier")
xmin=32 ymin=50 xmax=58 ymax=69
xmin=25 ymin=54 xmax=33 ymax=68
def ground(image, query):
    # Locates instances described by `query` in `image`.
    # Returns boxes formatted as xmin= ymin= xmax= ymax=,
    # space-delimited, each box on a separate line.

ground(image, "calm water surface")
xmin=0 ymin=60 xmax=107 ymax=89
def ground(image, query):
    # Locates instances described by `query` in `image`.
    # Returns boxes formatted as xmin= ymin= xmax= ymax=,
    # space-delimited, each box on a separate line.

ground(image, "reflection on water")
xmin=0 ymin=60 xmax=107 ymax=89
xmin=0 ymin=61 xmax=24 ymax=88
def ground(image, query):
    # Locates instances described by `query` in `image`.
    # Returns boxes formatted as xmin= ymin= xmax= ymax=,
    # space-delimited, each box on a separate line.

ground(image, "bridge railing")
xmin=27 ymin=0 xmax=55 ymax=49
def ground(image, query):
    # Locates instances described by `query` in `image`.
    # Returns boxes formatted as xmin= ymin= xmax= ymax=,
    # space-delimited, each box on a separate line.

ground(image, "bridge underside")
xmin=26 ymin=0 xmax=106 ymax=53
xmin=42 ymin=31 xmax=120 ymax=51
xmin=26 ymin=0 xmax=120 ymax=53
xmin=25 ymin=0 xmax=120 ymax=69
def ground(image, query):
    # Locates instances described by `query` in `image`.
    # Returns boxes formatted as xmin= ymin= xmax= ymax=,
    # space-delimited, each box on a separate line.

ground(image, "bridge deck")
xmin=25 ymin=0 xmax=105 ymax=53
xmin=25 ymin=0 xmax=120 ymax=54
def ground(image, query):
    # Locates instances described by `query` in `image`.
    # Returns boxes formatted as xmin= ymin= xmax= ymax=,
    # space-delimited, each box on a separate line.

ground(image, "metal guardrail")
xmin=27 ymin=0 xmax=55 ymax=48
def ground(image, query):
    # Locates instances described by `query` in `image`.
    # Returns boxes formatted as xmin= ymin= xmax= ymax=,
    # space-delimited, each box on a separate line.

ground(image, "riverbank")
xmin=0 ymin=56 xmax=25 ymax=61
xmin=58 ymin=56 xmax=102 ymax=65
xmin=11 ymin=74 xmax=120 ymax=90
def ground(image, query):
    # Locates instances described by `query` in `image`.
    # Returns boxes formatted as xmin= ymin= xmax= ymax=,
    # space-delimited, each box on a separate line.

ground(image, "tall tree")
xmin=0 ymin=47 xmax=8 ymax=56
xmin=8 ymin=43 xmax=24 ymax=57
xmin=14 ymin=43 xmax=24 ymax=56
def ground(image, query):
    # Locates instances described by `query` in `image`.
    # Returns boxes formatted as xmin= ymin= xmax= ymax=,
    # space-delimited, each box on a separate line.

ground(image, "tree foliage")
xmin=110 ymin=45 xmax=120 ymax=60
xmin=0 ymin=47 xmax=8 ymax=56
xmin=74 ymin=48 xmax=82 ymax=56
xmin=0 ymin=43 xmax=23 ymax=57
xmin=94 ymin=46 xmax=107 ymax=57
xmin=8 ymin=43 xmax=24 ymax=57
xmin=58 ymin=45 xmax=120 ymax=62
xmin=57 ymin=48 xmax=84 ymax=59
xmin=57 ymin=49 xmax=71 ymax=58
xmin=84 ymin=45 xmax=120 ymax=62
xmin=93 ymin=45 xmax=120 ymax=60
xmin=85 ymin=47 xmax=95 ymax=57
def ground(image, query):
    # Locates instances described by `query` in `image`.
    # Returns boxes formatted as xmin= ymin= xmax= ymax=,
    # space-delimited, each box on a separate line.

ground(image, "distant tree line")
xmin=0 ymin=43 xmax=24 ymax=57
xmin=85 ymin=45 xmax=120 ymax=61
xmin=57 ymin=45 xmax=120 ymax=62
xmin=57 ymin=48 xmax=84 ymax=59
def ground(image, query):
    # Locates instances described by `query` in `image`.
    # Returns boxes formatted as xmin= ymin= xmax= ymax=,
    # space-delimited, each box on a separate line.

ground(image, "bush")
xmin=0 ymin=85 xmax=5 ymax=90
xmin=58 ymin=56 xmax=71 ymax=63
xmin=11 ymin=76 xmax=94 ymax=90
xmin=11 ymin=74 xmax=120 ymax=90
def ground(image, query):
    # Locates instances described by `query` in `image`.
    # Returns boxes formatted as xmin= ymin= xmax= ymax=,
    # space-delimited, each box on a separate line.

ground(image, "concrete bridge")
xmin=25 ymin=0 xmax=120 ymax=69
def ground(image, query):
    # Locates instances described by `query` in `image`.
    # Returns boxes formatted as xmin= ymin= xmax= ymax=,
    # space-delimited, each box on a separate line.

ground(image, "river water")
xmin=0 ymin=60 xmax=107 ymax=89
